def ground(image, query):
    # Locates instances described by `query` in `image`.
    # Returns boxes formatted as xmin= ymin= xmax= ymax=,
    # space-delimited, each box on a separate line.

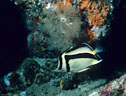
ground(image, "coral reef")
xmin=79 ymin=0 xmax=110 ymax=27
xmin=1 ymin=0 xmax=125 ymax=96
xmin=22 ymin=58 xmax=40 ymax=85
xmin=88 ymin=74 xmax=126 ymax=96
xmin=12 ymin=0 xmax=114 ymax=57
xmin=43 ymin=4 xmax=83 ymax=53
xmin=79 ymin=0 xmax=113 ymax=40
xmin=0 ymin=57 xmax=58 ymax=95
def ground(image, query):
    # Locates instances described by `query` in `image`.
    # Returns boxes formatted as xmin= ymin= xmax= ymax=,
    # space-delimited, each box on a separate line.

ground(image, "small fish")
xmin=56 ymin=43 xmax=103 ymax=73
xmin=3 ymin=72 xmax=12 ymax=86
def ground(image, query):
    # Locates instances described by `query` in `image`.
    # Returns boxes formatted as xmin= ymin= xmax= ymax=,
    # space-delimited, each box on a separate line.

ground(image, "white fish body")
xmin=69 ymin=58 xmax=102 ymax=72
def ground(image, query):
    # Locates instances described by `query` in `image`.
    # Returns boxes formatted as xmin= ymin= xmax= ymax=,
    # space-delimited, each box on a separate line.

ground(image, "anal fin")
xmin=77 ymin=68 xmax=90 ymax=73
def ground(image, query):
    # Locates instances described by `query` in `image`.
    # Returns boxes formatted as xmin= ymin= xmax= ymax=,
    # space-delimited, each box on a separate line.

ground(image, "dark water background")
xmin=0 ymin=0 xmax=27 ymax=76
xmin=102 ymin=0 xmax=126 ymax=77
xmin=0 ymin=0 xmax=126 ymax=77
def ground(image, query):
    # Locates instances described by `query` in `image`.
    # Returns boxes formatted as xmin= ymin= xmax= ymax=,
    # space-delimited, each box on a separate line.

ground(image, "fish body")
xmin=57 ymin=43 xmax=102 ymax=73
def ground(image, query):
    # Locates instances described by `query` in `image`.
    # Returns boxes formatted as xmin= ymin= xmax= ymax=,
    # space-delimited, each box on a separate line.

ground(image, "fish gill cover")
xmin=1 ymin=0 xmax=126 ymax=95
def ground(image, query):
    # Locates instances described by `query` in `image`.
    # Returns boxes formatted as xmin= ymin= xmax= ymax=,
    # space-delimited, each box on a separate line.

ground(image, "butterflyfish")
xmin=56 ymin=43 xmax=103 ymax=73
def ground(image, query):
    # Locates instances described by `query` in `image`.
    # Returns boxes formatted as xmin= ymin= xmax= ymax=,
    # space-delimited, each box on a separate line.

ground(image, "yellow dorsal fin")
xmin=93 ymin=49 xmax=97 ymax=54
xmin=64 ymin=46 xmax=73 ymax=53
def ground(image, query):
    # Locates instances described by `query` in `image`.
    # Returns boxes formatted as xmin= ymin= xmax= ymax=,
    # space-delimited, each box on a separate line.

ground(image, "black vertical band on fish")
xmin=58 ymin=55 xmax=63 ymax=70
xmin=65 ymin=56 xmax=70 ymax=72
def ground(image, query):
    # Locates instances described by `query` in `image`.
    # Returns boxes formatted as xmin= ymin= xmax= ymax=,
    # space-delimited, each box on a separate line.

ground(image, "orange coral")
xmin=79 ymin=0 xmax=89 ymax=10
xmin=78 ymin=0 xmax=109 ymax=41
xmin=86 ymin=25 xmax=97 ymax=42
xmin=87 ymin=28 xmax=97 ymax=40
xmin=56 ymin=0 xmax=72 ymax=12
xmin=79 ymin=0 xmax=109 ymax=28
